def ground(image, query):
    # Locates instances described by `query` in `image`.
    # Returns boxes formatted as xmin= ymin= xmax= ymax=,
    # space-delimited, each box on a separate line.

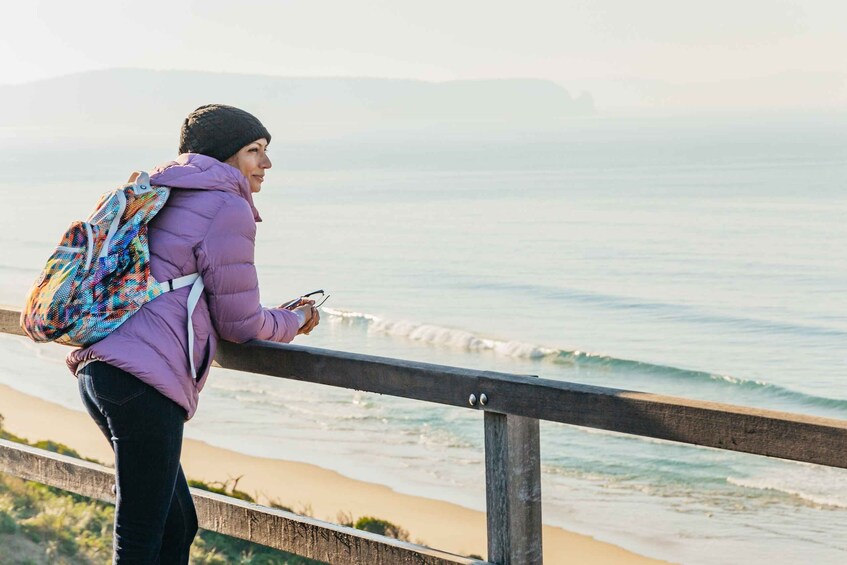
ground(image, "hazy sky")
xmin=4 ymin=0 xmax=846 ymax=112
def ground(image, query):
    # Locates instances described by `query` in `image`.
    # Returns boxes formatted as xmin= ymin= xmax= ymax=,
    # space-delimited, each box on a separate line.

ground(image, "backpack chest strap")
xmin=158 ymin=273 xmax=200 ymax=293
xmin=158 ymin=273 xmax=206 ymax=380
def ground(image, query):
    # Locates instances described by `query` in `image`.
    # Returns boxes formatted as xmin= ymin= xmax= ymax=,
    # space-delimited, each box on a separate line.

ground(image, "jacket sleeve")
xmin=195 ymin=198 xmax=300 ymax=344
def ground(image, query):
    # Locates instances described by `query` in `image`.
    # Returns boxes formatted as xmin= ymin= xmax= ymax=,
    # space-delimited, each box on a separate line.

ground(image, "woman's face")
xmin=224 ymin=138 xmax=272 ymax=193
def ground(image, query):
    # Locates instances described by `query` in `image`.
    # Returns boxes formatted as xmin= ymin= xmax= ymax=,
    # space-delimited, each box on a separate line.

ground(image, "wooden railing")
xmin=1 ymin=306 xmax=845 ymax=564
xmin=0 ymin=438 xmax=480 ymax=564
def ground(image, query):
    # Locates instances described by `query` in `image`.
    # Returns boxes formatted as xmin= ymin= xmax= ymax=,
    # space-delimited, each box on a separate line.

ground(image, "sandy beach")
xmin=0 ymin=383 xmax=669 ymax=564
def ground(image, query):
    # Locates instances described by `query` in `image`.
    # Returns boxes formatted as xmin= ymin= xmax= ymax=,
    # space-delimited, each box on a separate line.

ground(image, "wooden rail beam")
xmin=0 ymin=306 xmax=25 ymax=337
xmin=2 ymin=306 xmax=846 ymax=469
xmin=475 ymin=374 xmax=847 ymax=469
xmin=0 ymin=440 xmax=487 ymax=565
xmin=216 ymin=339 xmax=847 ymax=469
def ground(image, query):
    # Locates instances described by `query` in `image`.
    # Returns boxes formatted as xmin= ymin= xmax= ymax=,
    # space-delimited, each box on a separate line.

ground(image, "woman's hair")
xmin=178 ymin=104 xmax=271 ymax=162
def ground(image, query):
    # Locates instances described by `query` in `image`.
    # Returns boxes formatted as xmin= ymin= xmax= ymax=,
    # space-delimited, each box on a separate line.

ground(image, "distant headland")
xmin=0 ymin=68 xmax=595 ymax=138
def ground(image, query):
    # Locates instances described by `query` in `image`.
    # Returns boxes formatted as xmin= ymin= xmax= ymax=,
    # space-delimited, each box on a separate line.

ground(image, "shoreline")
xmin=0 ymin=383 xmax=670 ymax=564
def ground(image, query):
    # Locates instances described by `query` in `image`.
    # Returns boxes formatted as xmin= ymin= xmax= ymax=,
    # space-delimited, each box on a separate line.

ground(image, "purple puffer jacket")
xmin=66 ymin=153 xmax=300 ymax=419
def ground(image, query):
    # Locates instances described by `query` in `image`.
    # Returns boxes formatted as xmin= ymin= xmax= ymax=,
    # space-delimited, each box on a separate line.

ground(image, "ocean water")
xmin=0 ymin=114 xmax=845 ymax=564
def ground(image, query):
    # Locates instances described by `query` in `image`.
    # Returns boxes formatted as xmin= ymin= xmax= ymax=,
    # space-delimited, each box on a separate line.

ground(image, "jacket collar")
xmin=149 ymin=153 xmax=262 ymax=222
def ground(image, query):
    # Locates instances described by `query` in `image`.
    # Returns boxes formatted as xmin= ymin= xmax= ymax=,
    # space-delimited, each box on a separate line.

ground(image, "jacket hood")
xmin=150 ymin=153 xmax=262 ymax=222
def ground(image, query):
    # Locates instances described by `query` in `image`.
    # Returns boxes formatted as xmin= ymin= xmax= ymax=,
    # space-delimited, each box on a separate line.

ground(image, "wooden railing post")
xmin=484 ymin=410 xmax=543 ymax=564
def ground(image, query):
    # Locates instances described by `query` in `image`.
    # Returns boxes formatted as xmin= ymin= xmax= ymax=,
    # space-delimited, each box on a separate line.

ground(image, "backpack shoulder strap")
xmin=126 ymin=171 xmax=150 ymax=187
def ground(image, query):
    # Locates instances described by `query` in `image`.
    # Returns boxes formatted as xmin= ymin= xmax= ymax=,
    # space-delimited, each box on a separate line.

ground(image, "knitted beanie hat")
xmin=178 ymin=104 xmax=271 ymax=162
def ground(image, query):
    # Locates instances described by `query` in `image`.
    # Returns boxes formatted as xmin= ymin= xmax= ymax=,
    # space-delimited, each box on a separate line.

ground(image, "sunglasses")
xmin=282 ymin=289 xmax=330 ymax=310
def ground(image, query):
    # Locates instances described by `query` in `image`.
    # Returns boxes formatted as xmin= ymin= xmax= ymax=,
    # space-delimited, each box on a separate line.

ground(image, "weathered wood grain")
xmin=0 ymin=440 xmax=486 ymax=565
xmin=194 ymin=490 xmax=486 ymax=564
xmin=215 ymin=339 xmax=493 ymax=409
xmin=0 ymin=438 xmax=116 ymax=503
xmin=475 ymin=374 xmax=847 ymax=469
xmin=0 ymin=306 xmax=25 ymax=337
xmin=484 ymin=412 xmax=543 ymax=565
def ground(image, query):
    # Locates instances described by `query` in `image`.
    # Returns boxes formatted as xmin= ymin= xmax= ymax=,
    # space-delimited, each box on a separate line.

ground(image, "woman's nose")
xmin=262 ymin=155 xmax=272 ymax=169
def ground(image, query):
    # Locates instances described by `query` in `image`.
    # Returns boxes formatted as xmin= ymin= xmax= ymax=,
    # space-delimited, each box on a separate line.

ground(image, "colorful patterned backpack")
xmin=21 ymin=171 xmax=205 ymax=376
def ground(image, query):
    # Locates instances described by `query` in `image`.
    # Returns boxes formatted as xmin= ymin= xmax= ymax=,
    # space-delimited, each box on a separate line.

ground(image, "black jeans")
xmin=78 ymin=361 xmax=198 ymax=564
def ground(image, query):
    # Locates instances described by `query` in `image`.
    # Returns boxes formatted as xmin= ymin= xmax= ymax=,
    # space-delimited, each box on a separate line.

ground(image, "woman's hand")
xmin=281 ymin=297 xmax=315 ymax=310
xmin=294 ymin=303 xmax=320 ymax=335
xmin=277 ymin=297 xmax=320 ymax=335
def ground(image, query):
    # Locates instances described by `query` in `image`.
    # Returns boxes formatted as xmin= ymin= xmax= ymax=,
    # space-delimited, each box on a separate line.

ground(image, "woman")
xmin=67 ymin=104 xmax=318 ymax=563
